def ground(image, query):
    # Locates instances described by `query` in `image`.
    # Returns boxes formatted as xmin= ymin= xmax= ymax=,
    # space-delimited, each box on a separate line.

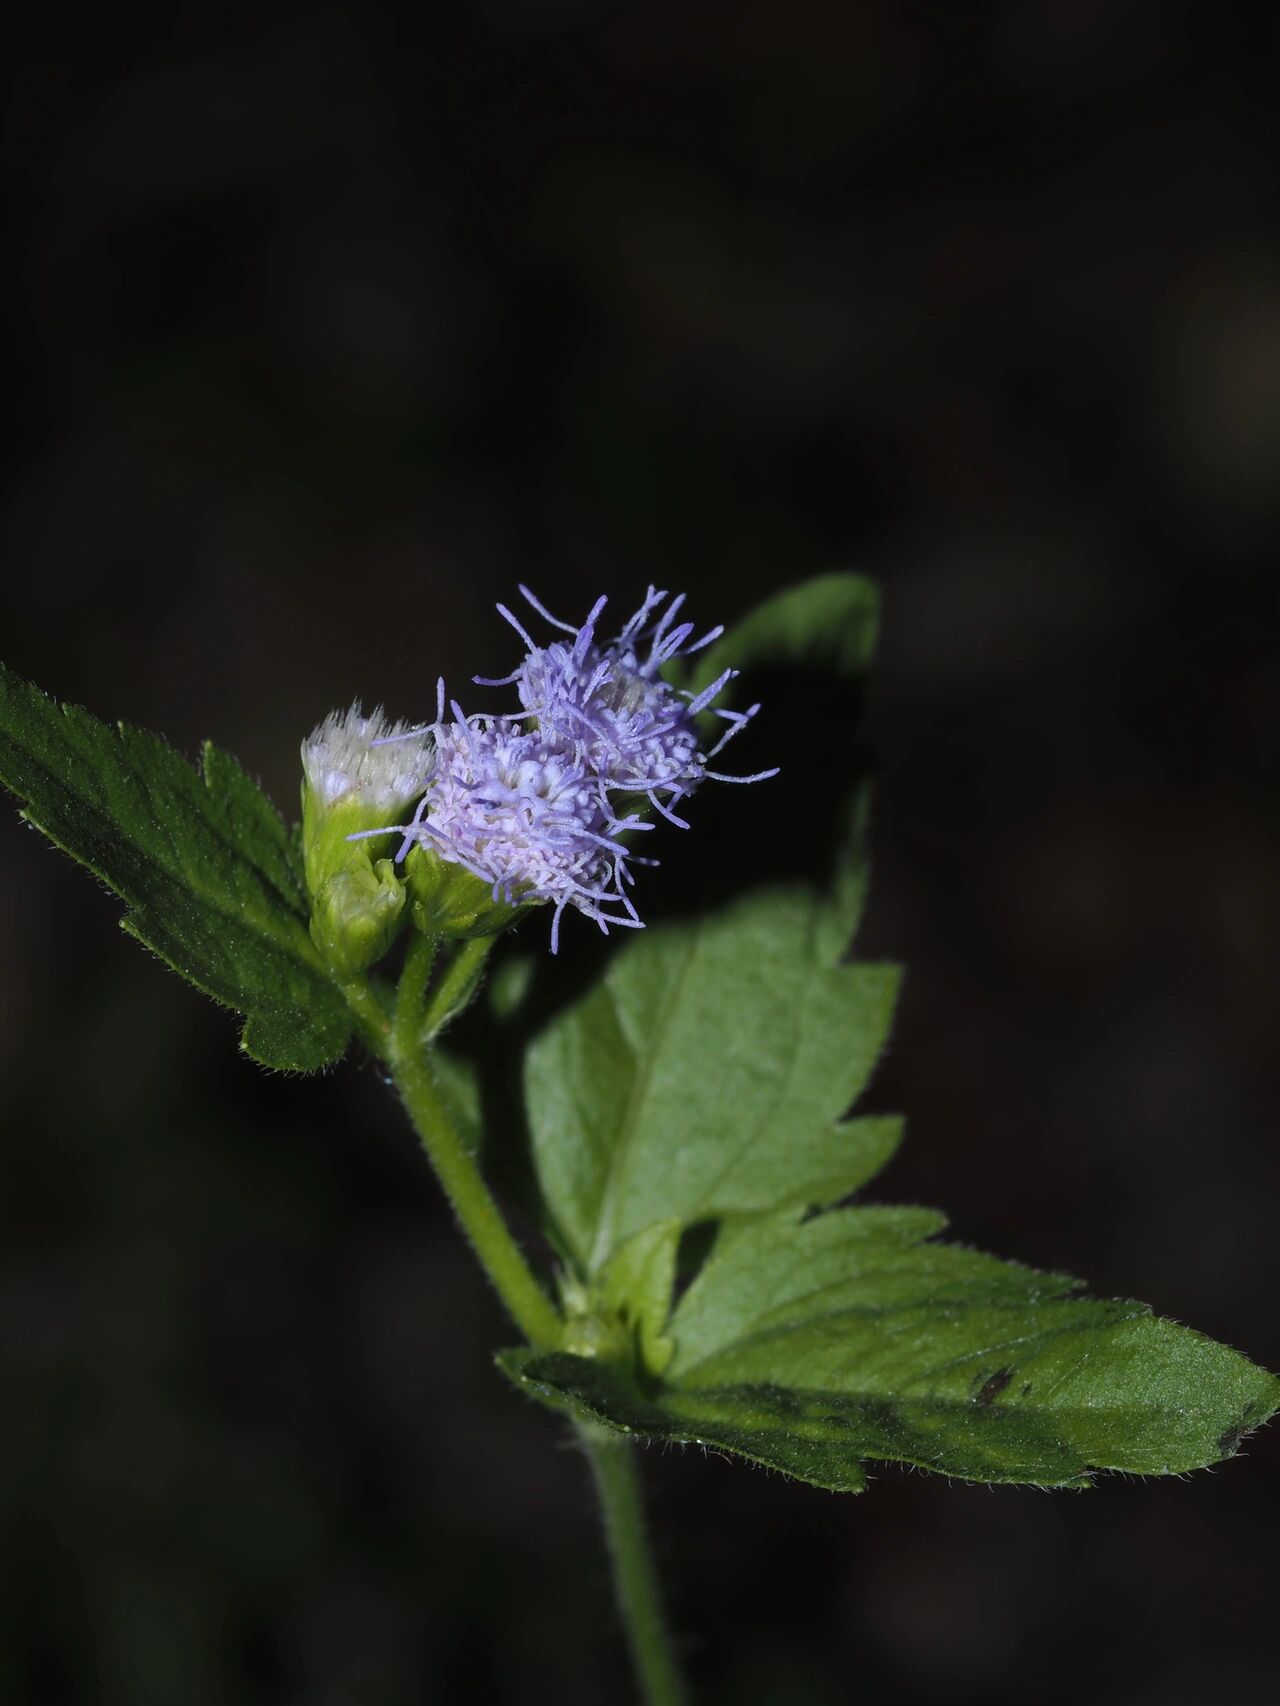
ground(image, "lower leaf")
xmin=498 ymin=1209 xmax=1280 ymax=1493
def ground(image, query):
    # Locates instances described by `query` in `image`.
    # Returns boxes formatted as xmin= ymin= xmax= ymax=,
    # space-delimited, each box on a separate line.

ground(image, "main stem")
xmin=384 ymin=934 xmax=561 ymax=1349
xmin=581 ymin=1425 xmax=689 ymax=1706
xmin=344 ymin=936 xmax=688 ymax=1702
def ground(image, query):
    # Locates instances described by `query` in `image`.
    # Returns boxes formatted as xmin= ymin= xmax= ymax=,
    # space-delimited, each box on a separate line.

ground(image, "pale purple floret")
xmin=394 ymin=716 xmax=651 ymax=953
xmin=346 ymin=587 xmax=775 ymax=951
xmin=475 ymin=585 xmax=777 ymax=827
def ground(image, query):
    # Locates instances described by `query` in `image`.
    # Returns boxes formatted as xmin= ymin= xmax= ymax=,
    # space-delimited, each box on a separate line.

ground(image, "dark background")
xmin=3 ymin=4 xmax=1279 ymax=1702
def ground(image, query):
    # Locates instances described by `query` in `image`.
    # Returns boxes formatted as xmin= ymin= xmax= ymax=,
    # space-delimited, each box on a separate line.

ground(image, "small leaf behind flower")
xmin=500 ymin=1208 xmax=1280 ymax=1490
xmin=690 ymin=572 xmax=881 ymax=693
xmin=0 ymin=662 xmax=351 ymax=1070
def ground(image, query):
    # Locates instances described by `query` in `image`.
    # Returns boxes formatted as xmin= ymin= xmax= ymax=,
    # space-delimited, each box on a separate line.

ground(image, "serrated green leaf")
xmin=669 ymin=1206 xmax=965 ymax=1376
xmin=501 ymin=1208 xmax=1280 ymax=1490
xmin=0 ymin=662 xmax=351 ymax=1071
xmin=498 ymin=1347 xmax=885 ymax=1488
xmin=525 ymin=885 xmax=902 ymax=1276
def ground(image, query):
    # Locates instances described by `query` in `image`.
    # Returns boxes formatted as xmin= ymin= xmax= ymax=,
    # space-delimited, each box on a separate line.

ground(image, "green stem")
xmin=581 ymin=1425 xmax=688 ymax=1706
xmin=345 ymin=939 xmax=684 ymax=1705
xmin=421 ymin=935 xmax=494 ymax=1039
xmin=386 ymin=934 xmax=561 ymax=1349
xmin=338 ymin=974 xmax=393 ymax=1053
xmin=393 ymin=929 xmax=438 ymax=1038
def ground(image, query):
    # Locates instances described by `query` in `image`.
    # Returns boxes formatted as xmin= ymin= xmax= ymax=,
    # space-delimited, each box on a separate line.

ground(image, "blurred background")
xmin=3 ymin=3 xmax=1279 ymax=1702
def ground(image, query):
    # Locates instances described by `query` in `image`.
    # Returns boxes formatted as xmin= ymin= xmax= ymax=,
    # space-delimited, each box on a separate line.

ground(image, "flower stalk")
xmin=337 ymin=938 xmax=688 ymax=1702
xmin=378 ymin=933 xmax=562 ymax=1350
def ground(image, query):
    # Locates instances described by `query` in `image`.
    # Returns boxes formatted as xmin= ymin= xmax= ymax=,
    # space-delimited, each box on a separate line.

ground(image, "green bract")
xmin=405 ymin=842 xmax=532 ymax=941
xmin=298 ymin=702 xmax=434 ymax=976
xmin=308 ymin=851 xmax=406 ymax=979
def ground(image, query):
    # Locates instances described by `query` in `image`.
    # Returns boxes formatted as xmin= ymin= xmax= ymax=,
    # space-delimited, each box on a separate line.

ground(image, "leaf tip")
xmin=1215 ymin=1388 xmax=1280 ymax=1462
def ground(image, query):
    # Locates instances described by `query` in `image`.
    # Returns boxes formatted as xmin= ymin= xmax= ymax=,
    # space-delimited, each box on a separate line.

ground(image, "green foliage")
xmin=4 ymin=570 xmax=1276 ymax=1499
xmin=501 ymin=1202 xmax=1280 ymax=1490
xmin=691 ymin=572 xmax=881 ymax=691
xmin=510 ymin=572 xmax=1280 ymax=1491
xmin=596 ymin=1220 xmax=683 ymax=1377
xmin=0 ymin=662 xmax=351 ymax=1070
xmin=308 ymin=853 xmax=406 ymax=979
xmin=688 ymin=572 xmax=883 ymax=956
xmin=525 ymin=885 xmax=901 ymax=1275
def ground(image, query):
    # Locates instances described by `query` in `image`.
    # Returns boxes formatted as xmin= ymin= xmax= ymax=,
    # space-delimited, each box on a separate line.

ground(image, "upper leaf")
xmin=525 ymin=572 xmax=899 ymax=1276
xmin=690 ymin=572 xmax=881 ymax=693
xmin=525 ymin=885 xmax=901 ymax=1275
xmin=502 ymin=1206 xmax=1280 ymax=1491
xmin=0 ymin=662 xmax=351 ymax=1070
xmin=690 ymin=572 xmax=880 ymax=957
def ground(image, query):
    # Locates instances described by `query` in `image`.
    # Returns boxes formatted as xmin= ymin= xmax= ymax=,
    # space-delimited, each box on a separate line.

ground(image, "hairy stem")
xmin=581 ymin=1424 xmax=689 ymax=1706
xmin=337 ymin=974 xmax=393 ymax=1053
xmin=347 ymin=938 xmax=682 ymax=1705
xmin=422 ymin=935 xmax=494 ymax=1038
xmin=385 ymin=934 xmax=561 ymax=1348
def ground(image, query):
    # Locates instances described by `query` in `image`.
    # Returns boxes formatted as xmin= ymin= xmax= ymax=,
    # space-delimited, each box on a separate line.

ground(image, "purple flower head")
xmin=342 ymin=589 xmax=776 ymax=950
xmin=476 ymin=586 xmax=775 ymax=827
xmin=394 ymin=712 xmax=650 ymax=953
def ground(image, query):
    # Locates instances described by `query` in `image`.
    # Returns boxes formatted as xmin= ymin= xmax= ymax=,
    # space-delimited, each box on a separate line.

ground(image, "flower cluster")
xmin=345 ymin=588 xmax=775 ymax=950
xmin=394 ymin=713 xmax=649 ymax=952
xmin=479 ymin=586 xmax=765 ymax=826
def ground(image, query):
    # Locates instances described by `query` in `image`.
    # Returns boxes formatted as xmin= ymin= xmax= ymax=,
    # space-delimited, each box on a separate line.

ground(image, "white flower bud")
xmin=301 ymin=704 xmax=433 ymax=818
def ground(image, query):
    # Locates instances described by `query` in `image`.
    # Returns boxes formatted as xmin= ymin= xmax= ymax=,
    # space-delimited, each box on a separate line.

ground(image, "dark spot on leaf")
xmin=976 ymin=1367 xmax=1015 ymax=1406
xmin=1217 ymin=1417 xmax=1249 ymax=1457
xmin=1021 ymin=1382 xmax=1033 ymax=1397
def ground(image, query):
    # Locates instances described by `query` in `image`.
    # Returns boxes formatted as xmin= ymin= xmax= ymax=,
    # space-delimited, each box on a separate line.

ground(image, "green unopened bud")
xmin=300 ymin=704 xmax=432 ymax=973
xmin=556 ymin=1232 xmax=677 ymax=1377
xmin=310 ymin=853 xmax=406 ymax=977
xmin=404 ymin=843 xmax=531 ymax=941
xmin=301 ymin=703 xmax=433 ymax=887
xmin=558 ymin=1274 xmax=632 ymax=1364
